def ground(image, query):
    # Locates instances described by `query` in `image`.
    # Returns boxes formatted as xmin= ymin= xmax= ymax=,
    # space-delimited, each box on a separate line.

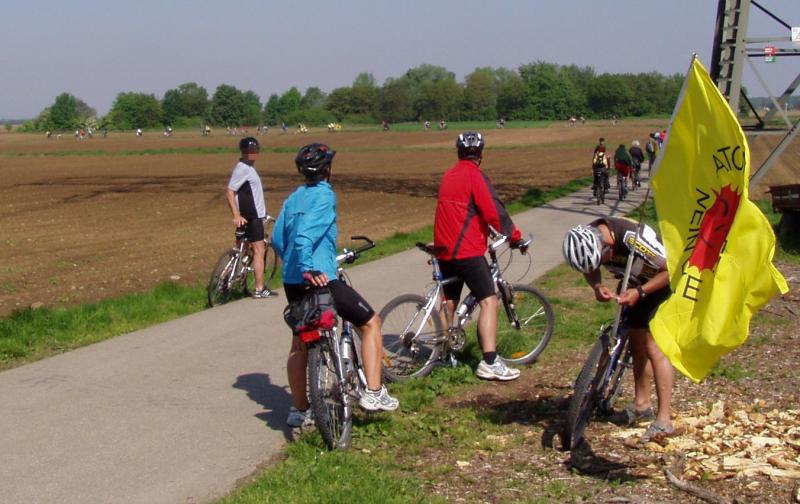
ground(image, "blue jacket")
xmin=273 ymin=181 xmax=338 ymax=284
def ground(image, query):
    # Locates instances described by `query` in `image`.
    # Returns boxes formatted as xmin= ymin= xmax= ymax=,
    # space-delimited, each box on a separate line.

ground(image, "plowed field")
xmin=0 ymin=123 xmax=795 ymax=315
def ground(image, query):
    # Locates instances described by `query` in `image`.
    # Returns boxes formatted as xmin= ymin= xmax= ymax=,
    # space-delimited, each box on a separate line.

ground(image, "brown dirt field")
xmin=0 ymin=123 xmax=796 ymax=315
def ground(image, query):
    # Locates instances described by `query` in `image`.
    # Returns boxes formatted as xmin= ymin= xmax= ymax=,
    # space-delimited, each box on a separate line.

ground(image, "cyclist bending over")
xmin=563 ymin=219 xmax=674 ymax=441
xmin=273 ymin=143 xmax=399 ymax=428
xmin=434 ymin=131 xmax=527 ymax=381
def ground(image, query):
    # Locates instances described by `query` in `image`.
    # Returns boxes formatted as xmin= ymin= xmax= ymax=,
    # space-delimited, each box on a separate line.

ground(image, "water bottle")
xmin=456 ymin=294 xmax=476 ymax=319
xmin=340 ymin=332 xmax=354 ymax=366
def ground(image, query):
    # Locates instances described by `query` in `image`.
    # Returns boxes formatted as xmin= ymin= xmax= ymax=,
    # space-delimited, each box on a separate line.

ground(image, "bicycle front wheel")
xmin=563 ymin=339 xmax=611 ymax=450
xmin=496 ymin=285 xmax=554 ymax=365
xmin=207 ymin=250 xmax=237 ymax=307
xmin=379 ymin=294 xmax=443 ymax=382
xmin=308 ymin=337 xmax=352 ymax=450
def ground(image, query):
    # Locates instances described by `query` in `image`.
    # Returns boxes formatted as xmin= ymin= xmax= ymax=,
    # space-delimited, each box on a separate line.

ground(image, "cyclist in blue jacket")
xmin=273 ymin=143 xmax=399 ymax=428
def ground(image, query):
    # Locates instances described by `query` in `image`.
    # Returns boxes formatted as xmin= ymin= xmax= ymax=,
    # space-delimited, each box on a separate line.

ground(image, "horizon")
xmin=1 ymin=0 xmax=797 ymax=120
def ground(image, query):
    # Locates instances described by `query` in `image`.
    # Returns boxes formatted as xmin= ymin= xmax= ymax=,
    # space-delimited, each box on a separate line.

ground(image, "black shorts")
xmin=284 ymin=280 xmax=375 ymax=327
xmin=626 ymin=285 xmax=671 ymax=329
xmin=439 ymin=256 xmax=496 ymax=303
xmin=242 ymin=218 xmax=264 ymax=242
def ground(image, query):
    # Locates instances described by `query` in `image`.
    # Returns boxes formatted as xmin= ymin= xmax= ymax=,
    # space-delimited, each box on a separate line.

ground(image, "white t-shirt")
xmin=227 ymin=161 xmax=266 ymax=219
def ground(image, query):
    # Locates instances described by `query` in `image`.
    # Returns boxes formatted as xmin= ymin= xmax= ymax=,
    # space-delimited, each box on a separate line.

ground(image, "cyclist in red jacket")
xmin=434 ymin=131 xmax=526 ymax=381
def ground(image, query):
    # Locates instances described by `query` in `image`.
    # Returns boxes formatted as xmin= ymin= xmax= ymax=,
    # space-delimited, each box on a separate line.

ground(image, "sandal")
xmin=641 ymin=420 xmax=675 ymax=443
xmin=609 ymin=405 xmax=654 ymax=426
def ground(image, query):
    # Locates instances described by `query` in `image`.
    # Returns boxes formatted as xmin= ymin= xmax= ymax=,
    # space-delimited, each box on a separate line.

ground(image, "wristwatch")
xmin=636 ymin=285 xmax=647 ymax=299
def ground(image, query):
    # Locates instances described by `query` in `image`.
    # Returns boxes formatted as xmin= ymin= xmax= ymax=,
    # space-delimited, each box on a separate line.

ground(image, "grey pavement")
xmin=0 ymin=180 xmax=650 ymax=504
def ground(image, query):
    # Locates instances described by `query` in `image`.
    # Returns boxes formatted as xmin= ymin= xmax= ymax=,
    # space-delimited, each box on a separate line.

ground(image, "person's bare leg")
xmin=645 ymin=331 xmax=674 ymax=426
xmin=287 ymin=337 xmax=309 ymax=410
xmin=251 ymin=240 xmax=266 ymax=291
xmin=629 ymin=329 xmax=654 ymax=412
xmin=359 ymin=314 xmax=383 ymax=391
xmin=476 ymin=295 xmax=498 ymax=353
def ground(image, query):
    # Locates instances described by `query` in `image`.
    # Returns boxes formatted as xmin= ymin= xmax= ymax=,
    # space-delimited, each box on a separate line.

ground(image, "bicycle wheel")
xmin=308 ymin=337 xmax=352 ymax=450
xmin=379 ymin=294 xmax=443 ymax=382
xmin=563 ymin=339 xmax=612 ymax=450
xmin=496 ymin=285 xmax=555 ymax=365
xmin=207 ymin=250 xmax=237 ymax=307
xmin=243 ymin=242 xmax=280 ymax=295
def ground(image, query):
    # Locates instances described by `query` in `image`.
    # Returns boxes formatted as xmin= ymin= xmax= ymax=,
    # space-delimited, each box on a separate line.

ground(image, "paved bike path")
xmin=0 ymin=182 xmax=649 ymax=504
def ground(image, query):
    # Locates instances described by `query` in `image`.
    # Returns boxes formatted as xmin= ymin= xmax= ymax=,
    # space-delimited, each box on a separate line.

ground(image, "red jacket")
xmin=434 ymin=159 xmax=521 ymax=260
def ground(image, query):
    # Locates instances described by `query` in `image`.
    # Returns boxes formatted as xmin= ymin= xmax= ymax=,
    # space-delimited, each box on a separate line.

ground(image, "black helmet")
xmin=239 ymin=136 xmax=260 ymax=153
xmin=456 ymin=131 xmax=484 ymax=159
xmin=295 ymin=143 xmax=336 ymax=180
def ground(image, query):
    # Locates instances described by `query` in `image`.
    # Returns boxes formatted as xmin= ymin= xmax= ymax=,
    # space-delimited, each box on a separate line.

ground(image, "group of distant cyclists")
xmin=224 ymin=127 xmax=675 ymax=441
xmin=591 ymin=133 xmax=662 ymax=199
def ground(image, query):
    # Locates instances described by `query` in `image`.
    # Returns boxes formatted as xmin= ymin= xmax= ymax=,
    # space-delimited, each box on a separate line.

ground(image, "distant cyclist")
xmin=628 ymin=140 xmax=645 ymax=187
xmin=614 ymin=144 xmax=632 ymax=192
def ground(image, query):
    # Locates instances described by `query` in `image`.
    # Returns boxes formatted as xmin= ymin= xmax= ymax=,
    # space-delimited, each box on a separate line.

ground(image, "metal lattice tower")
xmin=709 ymin=0 xmax=799 ymax=188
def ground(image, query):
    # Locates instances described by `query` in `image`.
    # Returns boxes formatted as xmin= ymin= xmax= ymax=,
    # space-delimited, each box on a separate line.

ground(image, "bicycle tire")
xmin=379 ymin=294 xmax=443 ymax=382
xmin=207 ymin=250 xmax=237 ymax=307
xmin=308 ymin=337 xmax=352 ymax=450
xmin=243 ymin=242 xmax=280 ymax=296
xmin=563 ymin=339 xmax=612 ymax=450
xmin=496 ymin=285 xmax=555 ymax=365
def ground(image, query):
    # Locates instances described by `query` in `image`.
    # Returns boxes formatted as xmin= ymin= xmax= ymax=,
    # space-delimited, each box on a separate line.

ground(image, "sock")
xmin=483 ymin=352 xmax=497 ymax=365
xmin=368 ymin=387 xmax=381 ymax=394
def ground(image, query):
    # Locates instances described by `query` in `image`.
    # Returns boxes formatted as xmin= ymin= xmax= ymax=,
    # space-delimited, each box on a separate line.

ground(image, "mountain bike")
xmin=562 ymin=308 xmax=633 ymax=450
xmin=379 ymin=232 xmax=554 ymax=382
xmin=617 ymin=173 xmax=629 ymax=201
xmin=306 ymin=236 xmax=376 ymax=450
xmin=592 ymin=166 xmax=609 ymax=205
xmin=207 ymin=216 xmax=278 ymax=307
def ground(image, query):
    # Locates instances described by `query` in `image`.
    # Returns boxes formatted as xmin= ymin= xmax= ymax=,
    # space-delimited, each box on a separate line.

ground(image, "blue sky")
xmin=1 ymin=0 xmax=797 ymax=118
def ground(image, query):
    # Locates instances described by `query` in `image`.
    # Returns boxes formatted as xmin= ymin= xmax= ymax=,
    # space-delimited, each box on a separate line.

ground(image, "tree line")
xmin=20 ymin=61 xmax=685 ymax=132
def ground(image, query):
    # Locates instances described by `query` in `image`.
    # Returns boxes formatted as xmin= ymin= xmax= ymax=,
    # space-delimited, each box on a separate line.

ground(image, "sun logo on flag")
xmin=688 ymin=185 xmax=741 ymax=271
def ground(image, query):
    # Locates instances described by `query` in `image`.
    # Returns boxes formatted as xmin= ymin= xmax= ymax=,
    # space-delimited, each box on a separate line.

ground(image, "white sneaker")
xmin=359 ymin=385 xmax=399 ymax=412
xmin=476 ymin=359 xmax=520 ymax=381
xmin=286 ymin=406 xmax=314 ymax=427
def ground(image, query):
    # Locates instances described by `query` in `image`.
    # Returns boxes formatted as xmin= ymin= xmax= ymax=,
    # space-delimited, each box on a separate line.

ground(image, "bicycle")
xmin=379 ymin=232 xmax=555 ymax=382
xmin=562 ymin=307 xmax=633 ymax=450
xmin=617 ymin=172 xmax=629 ymax=201
xmin=592 ymin=166 xmax=609 ymax=205
xmin=306 ymin=236 xmax=376 ymax=450
xmin=207 ymin=215 xmax=278 ymax=307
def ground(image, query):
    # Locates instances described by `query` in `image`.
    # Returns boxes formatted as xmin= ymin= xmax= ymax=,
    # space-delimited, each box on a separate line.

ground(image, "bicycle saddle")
xmin=416 ymin=242 xmax=446 ymax=256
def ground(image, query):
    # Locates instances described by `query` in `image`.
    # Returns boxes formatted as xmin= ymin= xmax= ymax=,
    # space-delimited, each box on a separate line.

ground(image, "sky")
xmin=1 ymin=0 xmax=797 ymax=119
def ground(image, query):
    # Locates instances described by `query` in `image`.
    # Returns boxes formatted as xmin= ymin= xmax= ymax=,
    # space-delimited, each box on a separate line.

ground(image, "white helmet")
xmin=563 ymin=225 xmax=603 ymax=273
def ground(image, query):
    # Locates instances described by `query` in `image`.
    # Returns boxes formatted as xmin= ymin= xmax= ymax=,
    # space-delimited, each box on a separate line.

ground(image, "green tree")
xmin=49 ymin=93 xmax=84 ymax=130
xmin=242 ymin=90 xmax=262 ymax=125
xmin=495 ymin=68 xmax=526 ymax=120
xmin=300 ymin=87 xmax=327 ymax=109
xmin=263 ymin=94 xmax=280 ymax=125
xmin=275 ymin=87 xmax=302 ymax=122
xmin=463 ymin=68 xmax=498 ymax=120
xmin=587 ymin=74 xmax=635 ymax=117
xmin=209 ymin=84 xmax=246 ymax=126
xmin=519 ymin=61 xmax=583 ymax=120
xmin=378 ymin=77 xmax=414 ymax=122
xmin=350 ymin=72 xmax=378 ymax=118
xmin=107 ymin=92 xmax=163 ymax=129
xmin=325 ymin=87 xmax=353 ymax=121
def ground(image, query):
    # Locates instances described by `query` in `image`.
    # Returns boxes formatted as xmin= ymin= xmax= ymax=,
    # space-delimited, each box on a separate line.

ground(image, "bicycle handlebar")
xmin=337 ymin=236 xmax=375 ymax=264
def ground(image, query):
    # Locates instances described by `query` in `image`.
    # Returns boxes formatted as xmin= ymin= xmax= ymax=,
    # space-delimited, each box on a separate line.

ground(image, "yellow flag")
xmin=650 ymin=57 xmax=789 ymax=383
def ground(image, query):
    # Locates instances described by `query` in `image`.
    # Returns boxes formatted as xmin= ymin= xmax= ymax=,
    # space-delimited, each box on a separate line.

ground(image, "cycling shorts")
xmin=242 ymin=218 xmax=265 ymax=242
xmin=439 ymin=255 xmax=496 ymax=303
xmin=284 ymin=280 xmax=375 ymax=328
xmin=627 ymin=285 xmax=671 ymax=329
